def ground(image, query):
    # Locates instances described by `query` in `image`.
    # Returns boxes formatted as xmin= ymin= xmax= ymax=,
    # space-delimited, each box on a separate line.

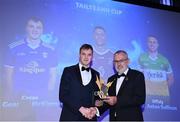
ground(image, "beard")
xmin=116 ymin=66 xmax=127 ymax=74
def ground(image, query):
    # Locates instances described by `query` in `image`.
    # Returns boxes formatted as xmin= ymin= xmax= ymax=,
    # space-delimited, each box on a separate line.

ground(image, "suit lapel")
xmin=109 ymin=74 xmax=118 ymax=96
xmin=117 ymin=69 xmax=131 ymax=96
xmin=90 ymin=69 xmax=97 ymax=84
xmin=112 ymin=80 xmax=117 ymax=96
xmin=74 ymin=64 xmax=83 ymax=85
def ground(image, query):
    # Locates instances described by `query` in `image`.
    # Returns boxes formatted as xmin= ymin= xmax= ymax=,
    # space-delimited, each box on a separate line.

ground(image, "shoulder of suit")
xmin=108 ymin=74 xmax=117 ymax=82
xmin=64 ymin=64 xmax=77 ymax=70
xmin=91 ymin=67 xmax=100 ymax=75
xmin=129 ymin=68 xmax=143 ymax=75
xmin=8 ymin=40 xmax=25 ymax=49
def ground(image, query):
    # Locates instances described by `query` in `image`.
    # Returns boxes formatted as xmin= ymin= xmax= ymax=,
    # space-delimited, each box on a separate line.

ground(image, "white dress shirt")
xmin=79 ymin=63 xmax=92 ymax=86
xmin=116 ymin=68 xmax=129 ymax=95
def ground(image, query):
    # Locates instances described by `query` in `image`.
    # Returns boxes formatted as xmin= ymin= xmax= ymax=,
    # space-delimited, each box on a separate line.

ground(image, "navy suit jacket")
xmin=99 ymin=68 xmax=146 ymax=121
xmin=59 ymin=64 xmax=99 ymax=121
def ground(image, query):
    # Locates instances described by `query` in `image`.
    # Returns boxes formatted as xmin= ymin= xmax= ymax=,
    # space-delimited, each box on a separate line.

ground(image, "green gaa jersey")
xmin=139 ymin=52 xmax=173 ymax=96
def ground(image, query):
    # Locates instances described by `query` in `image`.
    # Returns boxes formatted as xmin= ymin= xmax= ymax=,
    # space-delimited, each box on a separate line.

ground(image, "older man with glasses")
xmin=96 ymin=50 xmax=146 ymax=121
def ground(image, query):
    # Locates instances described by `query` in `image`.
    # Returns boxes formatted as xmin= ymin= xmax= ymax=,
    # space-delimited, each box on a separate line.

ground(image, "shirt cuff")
xmin=95 ymin=107 xmax=100 ymax=117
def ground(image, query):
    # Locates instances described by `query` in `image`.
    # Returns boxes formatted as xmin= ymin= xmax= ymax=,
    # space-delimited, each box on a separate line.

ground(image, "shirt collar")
xmin=79 ymin=63 xmax=90 ymax=70
xmin=26 ymin=38 xmax=41 ymax=49
xmin=118 ymin=68 xmax=129 ymax=76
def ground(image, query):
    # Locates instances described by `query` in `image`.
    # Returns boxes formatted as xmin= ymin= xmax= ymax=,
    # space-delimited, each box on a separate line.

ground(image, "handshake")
xmin=78 ymin=96 xmax=117 ymax=120
xmin=79 ymin=106 xmax=97 ymax=120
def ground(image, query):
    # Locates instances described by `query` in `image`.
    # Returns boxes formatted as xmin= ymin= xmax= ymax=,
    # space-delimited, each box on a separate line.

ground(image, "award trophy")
xmin=95 ymin=76 xmax=113 ymax=100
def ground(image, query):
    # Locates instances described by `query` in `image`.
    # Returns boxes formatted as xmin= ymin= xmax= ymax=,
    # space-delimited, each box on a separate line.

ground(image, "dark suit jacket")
xmin=99 ymin=68 xmax=146 ymax=121
xmin=59 ymin=64 xmax=99 ymax=121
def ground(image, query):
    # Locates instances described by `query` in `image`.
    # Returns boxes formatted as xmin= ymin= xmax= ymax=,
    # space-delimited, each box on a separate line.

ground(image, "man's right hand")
xmin=103 ymin=96 xmax=117 ymax=106
xmin=79 ymin=106 xmax=96 ymax=119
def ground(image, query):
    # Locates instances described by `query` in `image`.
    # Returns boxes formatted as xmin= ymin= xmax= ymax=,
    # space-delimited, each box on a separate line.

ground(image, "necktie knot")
xmin=81 ymin=66 xmax=90 ymax=72
xmin=117 ymin=73 xmax=126 ymax=78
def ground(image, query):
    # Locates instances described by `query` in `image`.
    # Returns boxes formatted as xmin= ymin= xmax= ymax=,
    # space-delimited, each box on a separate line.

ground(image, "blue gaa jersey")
xmin=5 ymin=39 xmax=57 ymax=97
xmin=92 ymin=48 xmax=114 ymax=82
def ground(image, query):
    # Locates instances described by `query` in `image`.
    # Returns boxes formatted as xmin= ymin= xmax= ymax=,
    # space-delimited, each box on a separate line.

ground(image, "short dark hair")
xmin=27 ymin=16 xmax=44 ymax=25
xmin=79 ymin=44 xmax=93 ymax=54
xmin=93 ymin=26 xmax=106 ymax=33
xmin=114 ymin=50 xmax=128 ymax=59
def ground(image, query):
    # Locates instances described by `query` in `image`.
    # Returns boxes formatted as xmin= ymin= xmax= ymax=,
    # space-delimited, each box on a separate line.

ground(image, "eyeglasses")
xmin=113 ymin=58 xmax=128 ymax=63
